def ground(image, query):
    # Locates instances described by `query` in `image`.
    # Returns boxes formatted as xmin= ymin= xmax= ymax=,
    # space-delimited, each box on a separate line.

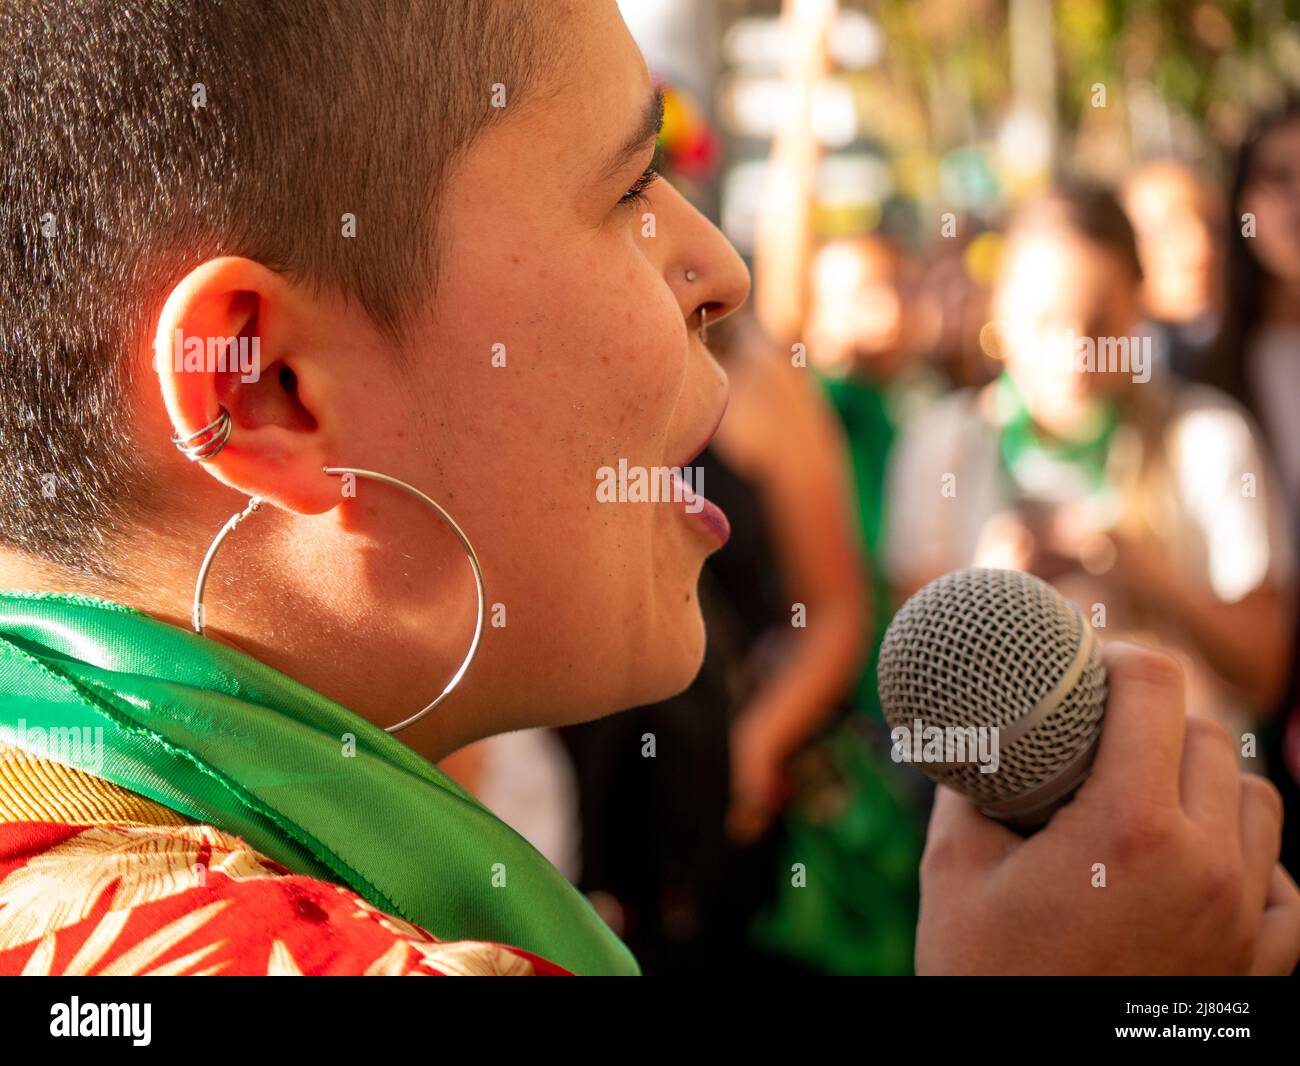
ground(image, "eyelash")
xmin=619 ymin=161 xmax=661 ymax=210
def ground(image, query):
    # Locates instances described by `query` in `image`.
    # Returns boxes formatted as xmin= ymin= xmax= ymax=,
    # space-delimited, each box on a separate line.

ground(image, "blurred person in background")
xmin=686 ymin=0 xmax=929 ymax=974
xmin=1207 ymin=99 xmax=1300 ymax=533
xmin=763 ymin=232 xmax=934 ymax=724
xmin=559 ymin=308 xmax=916 ymax=974
xmin=449 ymin=3 xmax=909 ymax=968
xmin=708 ymin=312 xmax=921 ymax=975
xmin=754 ymin=0 xmax=934 ymax=723
xmin=887 ymin=183 xmax=1294 ymax=748
xmin=912 ymin=234 xmax=999 ymax=391
xmin=550 ymin=0 xmax=921 ymax=977
xmin=1204 ymin=99 xmax=1300 ymax=878
xmin=1122 ymin=160 xmax=1224 ymax=381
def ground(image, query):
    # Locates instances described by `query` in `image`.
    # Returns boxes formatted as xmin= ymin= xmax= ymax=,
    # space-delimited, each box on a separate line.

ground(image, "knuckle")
xmin=1199 ymin=856 xmax=1245 ymax=914
xmin=919 ymin=833 xmax=958 ymax=879
xmin=919 ymin=824 xmax=977 ymax=883
xmin=1110 ymin=805 xmax=1177 ymax=859
xmin=1115 ymin=644 xmax=1186 ymax=698
xmin=1240 ymin=773 xmax=1284 ymax=822
xmin=1184 ymin=713 xmax=1236 ymax=753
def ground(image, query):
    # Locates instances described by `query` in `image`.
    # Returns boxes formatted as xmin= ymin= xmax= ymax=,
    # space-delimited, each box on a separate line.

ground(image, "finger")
xmin=923 ymin=785 xmax=1021 ymax=872
xmin=1250 ymin=865 xmax=1300 ymax=976
xmin=1179 ymin=714 xmax=1241 ymax=839
xmin=725 ymin=793 xmax=772 ymax=844
xmin=1237 ymin=774 xmax=1284 ymax=919
xmin=1088 ymin=642 xmax=1186 ymax=811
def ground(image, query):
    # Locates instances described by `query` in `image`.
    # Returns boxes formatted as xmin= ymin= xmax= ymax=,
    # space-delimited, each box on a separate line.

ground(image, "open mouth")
xmin=672 ymin=395 xmax=731 ymax=546
xmin=670 ymin=468 xmax=730 ymax=545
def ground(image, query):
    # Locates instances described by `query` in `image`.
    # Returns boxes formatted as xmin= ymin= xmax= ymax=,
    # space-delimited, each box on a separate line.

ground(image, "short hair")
xmin=1003 ymin=182 xmax=1144 ymax=284
xmin=0 ymin=0 xmax=549 ymax=573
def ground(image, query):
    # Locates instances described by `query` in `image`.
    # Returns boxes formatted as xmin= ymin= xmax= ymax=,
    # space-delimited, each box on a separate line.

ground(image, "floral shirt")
xmin=0 ymin=745 xmax=569 ymax=976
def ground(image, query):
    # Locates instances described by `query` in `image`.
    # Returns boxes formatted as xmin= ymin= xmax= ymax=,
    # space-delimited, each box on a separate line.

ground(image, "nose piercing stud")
xmin=684 ymin=270 xmax=707 ymax=341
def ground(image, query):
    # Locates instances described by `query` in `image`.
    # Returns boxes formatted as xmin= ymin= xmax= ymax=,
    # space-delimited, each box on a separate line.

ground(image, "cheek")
xmin=547 ymin=244 xmax=688 ymax=520
xmin=436 ymin=227 xmax=684 ymax=476
xmin=1247 ymin=199 xmax=1300 ymax=278
xmin=414 ymin=230 xmax=690 ymax=646
xmin=583 ymin=241 xmax=687 ymax=450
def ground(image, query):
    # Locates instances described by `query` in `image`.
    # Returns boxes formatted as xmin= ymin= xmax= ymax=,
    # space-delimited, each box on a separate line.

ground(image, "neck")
xmin=0 ymin=531 xmax=483 ymax=766
xmin=1018 ymin=393 xmax=1109 ymax=445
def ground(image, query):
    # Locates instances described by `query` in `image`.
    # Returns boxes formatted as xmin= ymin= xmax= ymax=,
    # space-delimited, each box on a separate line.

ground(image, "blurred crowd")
xmin=442 ymin=8 xmax=1300 ymax=975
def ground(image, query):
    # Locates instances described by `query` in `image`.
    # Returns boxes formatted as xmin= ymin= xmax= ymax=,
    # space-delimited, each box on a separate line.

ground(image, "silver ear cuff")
xmin=171 ymin=407 xmax=232 ymax=461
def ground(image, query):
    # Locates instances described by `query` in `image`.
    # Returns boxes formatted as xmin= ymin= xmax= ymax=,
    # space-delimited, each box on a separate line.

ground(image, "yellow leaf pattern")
xmin=0 ymin=822 xmax=545 ymax=976
xmin=0 ymin=824 xmax=277 ymax=951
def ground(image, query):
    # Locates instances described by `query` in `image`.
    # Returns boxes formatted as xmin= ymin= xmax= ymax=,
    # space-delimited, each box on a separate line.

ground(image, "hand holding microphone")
xmin=880 ymin=568 xmax=1300 ymax=975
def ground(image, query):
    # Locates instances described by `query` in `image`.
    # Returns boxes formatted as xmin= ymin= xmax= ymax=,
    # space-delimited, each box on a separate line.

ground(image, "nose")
xmin=652 ymin=180 xmax=751 ymax=331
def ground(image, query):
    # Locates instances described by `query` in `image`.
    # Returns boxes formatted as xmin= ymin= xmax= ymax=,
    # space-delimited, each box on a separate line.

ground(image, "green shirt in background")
xmin=819 ymin=372 xmax=897 ymax=723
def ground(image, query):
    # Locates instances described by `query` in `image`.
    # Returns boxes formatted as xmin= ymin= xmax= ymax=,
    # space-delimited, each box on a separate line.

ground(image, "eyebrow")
xmin=599 ymin=86 xmax=665 ymax=182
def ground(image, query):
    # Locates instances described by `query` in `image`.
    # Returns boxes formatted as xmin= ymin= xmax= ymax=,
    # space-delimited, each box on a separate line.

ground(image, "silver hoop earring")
xmin=191 ymin=467 xmax=487 ymax=734
xmin=171 ymin=407 xmax=232 ymax=461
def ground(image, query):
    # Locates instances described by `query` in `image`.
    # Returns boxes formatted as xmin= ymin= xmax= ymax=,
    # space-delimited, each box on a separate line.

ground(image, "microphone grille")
xmin=877 ymin=567 xmax=1107 ymax=807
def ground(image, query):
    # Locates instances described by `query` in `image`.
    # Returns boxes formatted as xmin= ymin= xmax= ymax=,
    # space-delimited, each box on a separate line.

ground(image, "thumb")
xmin=1250 ymin=865 xmax=1300 ymax=976
xmin=924 ymin=785 xmax=1021 ymax=872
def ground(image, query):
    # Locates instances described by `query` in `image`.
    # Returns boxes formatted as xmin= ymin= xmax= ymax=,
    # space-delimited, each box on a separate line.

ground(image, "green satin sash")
xmin=0 ymin=589 xmax=639 ymax=976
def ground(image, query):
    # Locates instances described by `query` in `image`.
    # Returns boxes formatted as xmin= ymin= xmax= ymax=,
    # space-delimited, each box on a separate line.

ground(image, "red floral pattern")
xmin=0 ymin=821 xmax=570 ymax=976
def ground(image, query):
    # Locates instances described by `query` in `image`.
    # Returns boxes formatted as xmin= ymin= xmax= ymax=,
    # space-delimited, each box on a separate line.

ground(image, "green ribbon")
xmin=997 ymin=372 xmax=1119 ymax=492
xmin=0 ymin=589 xmax=639 ymax=976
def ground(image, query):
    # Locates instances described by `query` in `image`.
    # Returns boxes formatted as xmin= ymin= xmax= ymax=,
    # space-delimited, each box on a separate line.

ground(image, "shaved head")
xmin=0 ymin=0 xmax=553 ymax=569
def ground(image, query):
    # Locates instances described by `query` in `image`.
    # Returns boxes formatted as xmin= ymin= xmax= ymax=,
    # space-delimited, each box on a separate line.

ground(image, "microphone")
xmin=877 ymin=567 xmax=1108 ymax=829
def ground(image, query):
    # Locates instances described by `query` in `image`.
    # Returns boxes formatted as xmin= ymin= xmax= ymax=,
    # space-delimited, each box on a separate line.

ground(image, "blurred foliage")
xmin=714 ymin=0 xmax=1300 ymax=243
xmin=828 ymin=0 xmax=1300 ymax=158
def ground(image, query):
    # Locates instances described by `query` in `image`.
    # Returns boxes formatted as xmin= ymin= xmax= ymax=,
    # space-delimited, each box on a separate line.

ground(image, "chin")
xmin=549 ymin=553 xmax=712 ymax=723
xmin=590 ymin=607 xmax=708 ymax=722
xmin=640 ymin=602 xmax=708 ymax=706
xmin=650 ymin=653 xmax=704 ymax=707
xmin=531 ymin=621 xmax=706 ymax=731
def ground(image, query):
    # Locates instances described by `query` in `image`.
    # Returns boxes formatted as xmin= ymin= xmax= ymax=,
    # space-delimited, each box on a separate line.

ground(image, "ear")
xmin=153 ymin=257 xmax=339 ymax=514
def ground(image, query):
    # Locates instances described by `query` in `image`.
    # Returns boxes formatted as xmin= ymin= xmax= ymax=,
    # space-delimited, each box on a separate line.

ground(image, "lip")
xmin=676 ymin=392 xmax=729 ymax=469
xmin=671 ymin=469 xmax=731 ymax=546
xmin=672 ymin=392 xmax=731 ymax=546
